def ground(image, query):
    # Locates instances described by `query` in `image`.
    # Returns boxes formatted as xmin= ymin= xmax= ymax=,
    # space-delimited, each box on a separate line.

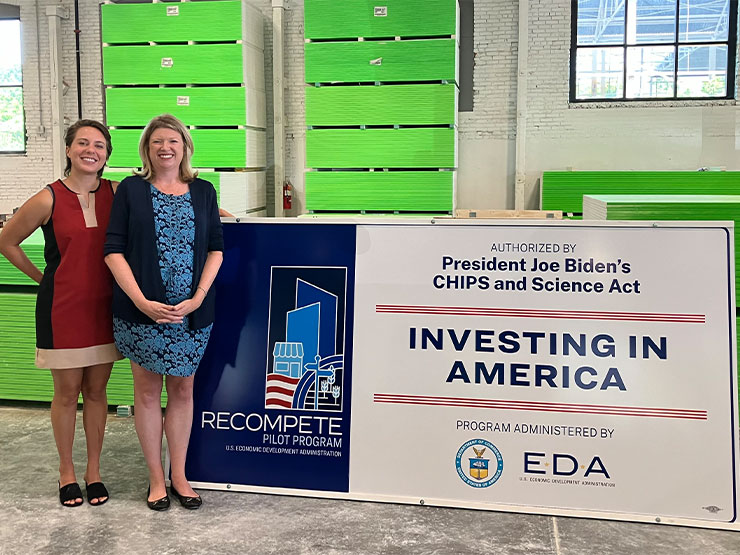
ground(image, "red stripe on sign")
xmin=265 ymin=398 xmax=292 ymax=408
xmin=266 ymin=385 xmax=295 ymax=396
xmin=375 ymin=305 xmax=705 ymax=323
xmin=266 ymin=374 xmax=300 ymax=385
xmin=372 ymin=394 xmax=707 ymax=420
xmin=373 ymin=394 xmax=706 ymax=415
xmin=377 ymin=304 xmax=703 ymax=317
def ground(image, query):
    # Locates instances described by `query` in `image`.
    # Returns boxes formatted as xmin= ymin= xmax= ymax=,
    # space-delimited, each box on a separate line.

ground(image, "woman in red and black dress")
xmin=0 ymin=120 xmax=122 ymax=507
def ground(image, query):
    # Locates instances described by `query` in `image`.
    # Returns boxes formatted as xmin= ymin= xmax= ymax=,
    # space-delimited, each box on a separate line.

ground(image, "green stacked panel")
xmin=0 ymin=228 xmax=45 ymax=286
xmin=103 ymin=44 xmax=244 ymax=85
xmin=582 ymin=194 xmax=740 ymax=302
xmin=101 ymin=1 xmax=242 ymax=44
xmin=109 ymin=129 xmax=254 ymax=169
xmin=305 ymin=0 xmax=458 ymax=39
xmin=305 ymin=39 xmax=457 ymax=84
xmin=101 ymin=171 xmax=136 ymax=184
xmin=306 ymin=128 xmax=455 ymax=168
xmin=304 ymin=0 xmax=458 ymax=214
xmin=305 ymin=171 xmax=453 ymax=211
xmin=0 ymin=292 xmax=52 ymax=401
xmin=541 ymin=171 xmax=740 ymax=214
xmin=306 ymin=84 xmax=456 ymax=126
xmin=0 ymin=293 xmax=156 ymax=406
xmin=103 ymin=171 xmax=221 ymax=201
xmin=106 ymin=87 xmax=247 ymax=127
xmin=102 ymin=2 xmax=267 ymax=194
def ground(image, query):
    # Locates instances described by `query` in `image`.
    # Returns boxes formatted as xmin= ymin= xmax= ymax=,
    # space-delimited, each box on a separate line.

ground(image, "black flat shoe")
xmin=85 ymin=481 xmax=109 ymax=506
xmin=59 ymin=481 xmax=83 ymax=507
xmin=170 ymin=483 xmax=202 ymax=510
xmin=146 ymin=485 xmax=170 ymax=511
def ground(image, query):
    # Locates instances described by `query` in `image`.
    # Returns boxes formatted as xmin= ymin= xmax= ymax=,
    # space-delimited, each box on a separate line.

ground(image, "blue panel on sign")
xmin=297 ymin=279 xmax=338 ymax=360
xmin=287 ymin=302 xmax=320 ymax=371
xmin=187 ymin=222 xmax=356 ymax=493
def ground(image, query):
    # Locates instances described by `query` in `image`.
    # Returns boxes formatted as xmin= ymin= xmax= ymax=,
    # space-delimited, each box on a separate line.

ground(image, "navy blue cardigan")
xmin=104 ymin=175 xmax=224 ymax=329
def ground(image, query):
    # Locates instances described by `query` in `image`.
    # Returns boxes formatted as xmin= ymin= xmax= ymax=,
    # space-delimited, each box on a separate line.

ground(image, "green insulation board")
xmin=103 ymin=170 xmax=220 ymax=201
xmin=101 ymin=171 xmax=137 ymax=184
xmin=103 ymin=44 xmax=244 ymax=85
xmin=306 ymin=83 xmax=456 ymax=126
xmin=305 ymin=39 xmax=457 ymax=84
xmin=582 ymin=194 xmax=740 ymax=303
xmin=305 ymin=171 xmax=453 ymax=212
xmin=101 ymin=1 xmax=243 ymax=44
xmin=108 ymin=129 xmax=254 ymax=169
xmin=541 ymin=171 xmax=740 ymax=213
xmin=105 ymin=87 xmax=248 ymax=127
xmin=0 ymin=228 xmax=44 ymax=286
xmin=306 ymin=128 xmax=455 ymax=168
xmin=304 ymin=0 xmax=458 ymax=40
xmin=0 ymin=293 xmax=165 ymax=406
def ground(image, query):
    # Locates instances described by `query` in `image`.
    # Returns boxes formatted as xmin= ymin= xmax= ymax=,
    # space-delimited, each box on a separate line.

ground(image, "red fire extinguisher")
xmin=283 ymin=181 xmax=293 ymax=211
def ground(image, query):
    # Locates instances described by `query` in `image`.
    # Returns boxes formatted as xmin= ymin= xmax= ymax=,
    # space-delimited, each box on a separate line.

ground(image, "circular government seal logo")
xmin=455 ymin=439 xmax=503 ymax=488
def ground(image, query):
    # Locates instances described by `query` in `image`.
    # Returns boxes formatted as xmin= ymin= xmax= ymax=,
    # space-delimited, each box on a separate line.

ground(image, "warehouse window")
xmin=0 ymin=5 xmax=24 ymax=152
xmin=571 ymin=0 xmax=738 ymax=101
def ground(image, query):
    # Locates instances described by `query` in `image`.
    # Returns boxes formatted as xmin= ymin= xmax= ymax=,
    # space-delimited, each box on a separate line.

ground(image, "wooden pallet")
xmin=454 ymin=209 xmax=562 ymax=219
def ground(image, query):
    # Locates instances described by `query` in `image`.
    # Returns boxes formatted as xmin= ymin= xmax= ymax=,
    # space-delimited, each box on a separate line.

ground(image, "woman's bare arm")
xmin=0 ymin=190 xmax=53 ymax=284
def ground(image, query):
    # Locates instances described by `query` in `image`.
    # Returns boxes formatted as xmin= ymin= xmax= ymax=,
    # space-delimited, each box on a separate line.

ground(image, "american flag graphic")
xmin=265 ymin=373 xmax=300 ymax=409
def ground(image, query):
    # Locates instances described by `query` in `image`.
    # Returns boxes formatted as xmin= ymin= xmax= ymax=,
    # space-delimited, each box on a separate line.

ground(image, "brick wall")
xmin=1 ymin=0 xmax=739 ymax=214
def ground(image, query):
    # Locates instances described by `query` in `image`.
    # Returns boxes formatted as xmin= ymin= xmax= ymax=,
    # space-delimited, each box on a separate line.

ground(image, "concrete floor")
xmin=1 ymin=405 xmax=739 ymax=555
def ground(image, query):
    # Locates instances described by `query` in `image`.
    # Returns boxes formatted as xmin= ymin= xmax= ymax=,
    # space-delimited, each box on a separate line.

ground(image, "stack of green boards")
xmin=541 ymin=171 xmax=740 ymax=215
xmin=106 ymin=129 xmax=265 ymax=170
xmin=101 ymin=0 xmax=267 ymax=216
xmin=0 ymin=230 xmax=151 ymax=406
xmin=304 ymin=0 xmax=458 ymax=213
xmin=103 ymin=170 xmax=266 ymax=217
xmin=583 ymin=194 xmax=740 ymax=301
xmin=583 ymin=194 xmax=740 ymax=405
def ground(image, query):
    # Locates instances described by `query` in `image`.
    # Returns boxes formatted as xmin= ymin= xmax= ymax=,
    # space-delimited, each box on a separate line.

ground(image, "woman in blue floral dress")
xmin=105 ymin=115 xmax=223 ymax=511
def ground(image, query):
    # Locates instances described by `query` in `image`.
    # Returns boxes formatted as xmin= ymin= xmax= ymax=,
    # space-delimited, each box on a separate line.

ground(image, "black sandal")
xmin=85 ymin=481 xmax=109 ymax=506
xmin=58 ymin=482 xmax=83 ymax=507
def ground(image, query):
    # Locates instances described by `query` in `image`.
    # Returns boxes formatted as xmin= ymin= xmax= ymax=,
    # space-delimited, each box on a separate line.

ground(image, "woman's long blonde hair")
xmin=135 ymin=114 xmax=198 ymax=183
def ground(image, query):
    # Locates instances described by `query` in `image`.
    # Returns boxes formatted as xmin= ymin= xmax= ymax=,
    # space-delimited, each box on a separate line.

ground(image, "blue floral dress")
xmin=113 ymin=185 xmax=213 ymax=377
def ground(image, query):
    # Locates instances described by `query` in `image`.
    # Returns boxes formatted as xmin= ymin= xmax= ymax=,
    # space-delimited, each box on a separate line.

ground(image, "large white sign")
xmin=350 ymin=221 xmax=739 ymax=529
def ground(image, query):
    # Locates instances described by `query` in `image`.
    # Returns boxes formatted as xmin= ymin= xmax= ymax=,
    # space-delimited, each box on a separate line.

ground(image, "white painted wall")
xmin=0 ymin=0 xmax=738 ymax=215
xmin=524 ymin=0 xmax=740 ymax=208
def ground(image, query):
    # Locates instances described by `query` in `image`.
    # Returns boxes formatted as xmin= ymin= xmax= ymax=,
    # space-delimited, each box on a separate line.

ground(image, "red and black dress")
xmin=35 ymin=179 xmax=123 ymax=369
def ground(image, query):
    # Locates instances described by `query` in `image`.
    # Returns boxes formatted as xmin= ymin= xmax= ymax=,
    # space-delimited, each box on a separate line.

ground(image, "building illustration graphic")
xmin=265 ymin=274 xmax=345 ymax=411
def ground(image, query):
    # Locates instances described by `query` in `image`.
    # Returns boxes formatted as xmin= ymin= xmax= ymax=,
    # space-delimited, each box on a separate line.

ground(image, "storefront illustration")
xmin=265 ymin=271 xmax=346 ymax=412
